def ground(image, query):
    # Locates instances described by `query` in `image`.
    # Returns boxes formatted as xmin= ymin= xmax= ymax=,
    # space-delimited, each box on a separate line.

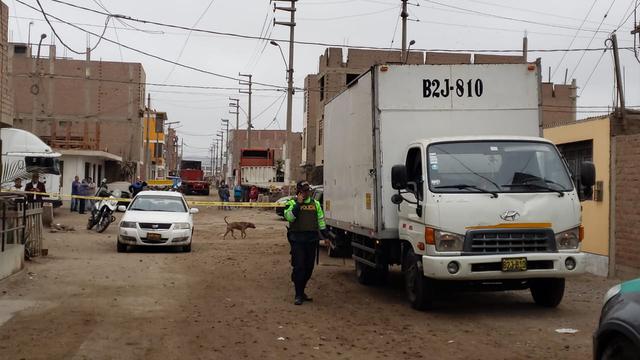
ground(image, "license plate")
xmin=501 ymin=257 xmax=527 ymax=272
xmin=147 ymin=232 xmax=161 ymax=241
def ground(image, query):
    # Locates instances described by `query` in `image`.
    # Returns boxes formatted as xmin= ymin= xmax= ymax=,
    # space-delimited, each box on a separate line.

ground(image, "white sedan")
xmin=116 ymin=191 xmax=199 ymax=253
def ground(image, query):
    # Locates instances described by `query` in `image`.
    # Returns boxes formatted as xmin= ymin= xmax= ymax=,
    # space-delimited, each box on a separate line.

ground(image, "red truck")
xmin=180 ymin=160 xmax=209 ymax=195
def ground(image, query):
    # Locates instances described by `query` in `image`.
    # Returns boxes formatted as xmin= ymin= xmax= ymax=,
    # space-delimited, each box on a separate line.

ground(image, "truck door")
xmin=398 ymin=147 xmax=425 ymax=248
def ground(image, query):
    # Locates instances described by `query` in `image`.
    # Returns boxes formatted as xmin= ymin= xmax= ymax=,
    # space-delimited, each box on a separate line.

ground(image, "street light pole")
xmin=222 ymin=119 xmax=230 ymax=182
xmin=238 ymin=74 xmax=252 ymax=148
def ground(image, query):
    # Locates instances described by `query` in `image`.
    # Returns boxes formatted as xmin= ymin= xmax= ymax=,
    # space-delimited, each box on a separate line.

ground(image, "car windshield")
xmin=129 ymin=196 xmax=187 ymax=212
xmin=427 ymin=141 xmax=574 ymax=194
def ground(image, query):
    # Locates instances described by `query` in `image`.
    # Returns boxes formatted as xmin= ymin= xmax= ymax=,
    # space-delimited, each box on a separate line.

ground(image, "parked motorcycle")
xmin=87 ymin=180 xmax=120 ymax=233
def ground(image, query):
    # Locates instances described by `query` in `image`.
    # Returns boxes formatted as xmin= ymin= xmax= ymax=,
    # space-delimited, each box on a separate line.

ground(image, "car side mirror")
xmin=117 ymin=205 xmax=127 ymax=212
xmin=391 ymin=165 xmax=408 ymax=190
xmin=580 ymin=162 xmax=595 ymax=187
xmin=391 ymin=194 xmax=403 ymax=205
xmin=190 ymin=208 xmax=199 ymax=214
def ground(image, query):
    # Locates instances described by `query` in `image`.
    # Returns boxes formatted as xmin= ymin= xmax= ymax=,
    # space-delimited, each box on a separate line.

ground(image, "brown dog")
xmin=223 ymin=216 xmax=256 ymax=239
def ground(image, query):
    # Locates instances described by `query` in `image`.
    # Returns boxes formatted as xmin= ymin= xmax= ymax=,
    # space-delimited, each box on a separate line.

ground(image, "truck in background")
xmin=179 ymin=160 xmax=209 ymax=195
xmin=237 ymin=148 xmax=284 ymax=199
xmin=1 ymin=128 xmax=63 ymax=207
xmin=323 ymin=63 xmax=594 ymax=310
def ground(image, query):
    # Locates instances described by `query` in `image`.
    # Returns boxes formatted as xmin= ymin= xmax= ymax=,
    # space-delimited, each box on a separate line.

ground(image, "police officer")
xmin=284 ymin=181 xmax=326 ymax=305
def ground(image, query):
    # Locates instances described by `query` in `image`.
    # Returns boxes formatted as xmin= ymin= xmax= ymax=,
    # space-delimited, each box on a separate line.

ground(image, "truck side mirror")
xmin=391 ymin=165 xmax=408 ymax=190
xmin=391 ymin=194 xmax=403 ymax=205
xmin=580 ymin=161 xmax=595 ymax=201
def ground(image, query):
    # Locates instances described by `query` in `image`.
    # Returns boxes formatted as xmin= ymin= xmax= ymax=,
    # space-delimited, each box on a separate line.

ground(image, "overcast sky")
xmin=7 ymin=0 xmax=640 ymax=156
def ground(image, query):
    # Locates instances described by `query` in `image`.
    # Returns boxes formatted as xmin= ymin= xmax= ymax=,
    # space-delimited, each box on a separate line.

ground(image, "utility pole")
xmin=609 ymin=33 xmax=626 ymax=125
xmin=210 ymin=143 xmax=215 ymax=179
xmin=222 ymin=119 xmax=230 ymax=182
xmin=401 ymin=0 xmax=408 ymax=60
xmin=239 ymin=74 xmax=252 ymax=148
xmin=274 ymin=0 xmax=296 ymax=185
xmin=228 ymin=98 xmax=240 ymax=186
xmin=145 ymin=93 xmax=151 ymax=180
xmin=218 ymin=131 xmax=224 ymax=180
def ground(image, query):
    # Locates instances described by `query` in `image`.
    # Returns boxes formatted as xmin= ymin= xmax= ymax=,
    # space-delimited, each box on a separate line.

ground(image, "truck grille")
xmin=139 ymin=223 xmax=172 ymax=230
xmin=465 ymin=230 xmax=555 ymax=255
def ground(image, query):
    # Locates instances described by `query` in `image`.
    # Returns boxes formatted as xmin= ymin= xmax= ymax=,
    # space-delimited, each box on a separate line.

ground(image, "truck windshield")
xmin=427 ymin=141 xmax=574 ymax=195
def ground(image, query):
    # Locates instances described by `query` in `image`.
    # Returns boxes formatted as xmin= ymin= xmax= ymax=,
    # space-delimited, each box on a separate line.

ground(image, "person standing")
xmin=249 ymin=186 xmax=259 ymax=203
xmin=284 ymin=181 xmax=326 ymax=305
xmin=10 ymin=178 xmax=23 ymax=192
xmin=78 ymin=178 xmax=90 ymax=214
xmin=129 ymin=177 xmax=147 ymax=197
xmin=24 ymin=173 xmax=46 ymax=203
xmin=71 ymin=176 xmax=80 ymax=212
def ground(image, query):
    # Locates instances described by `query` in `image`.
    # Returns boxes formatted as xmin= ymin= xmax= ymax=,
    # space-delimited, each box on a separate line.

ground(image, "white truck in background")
xmin=323 ymin=63 xmax=595 ymax=310
xmin=1 ymin=128 xmax=63 ymax=206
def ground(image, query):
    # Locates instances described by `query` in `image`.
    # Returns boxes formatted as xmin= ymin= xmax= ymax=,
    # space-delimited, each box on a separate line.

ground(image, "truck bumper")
xmin=422 ymin=252 xmax=586 ymax=280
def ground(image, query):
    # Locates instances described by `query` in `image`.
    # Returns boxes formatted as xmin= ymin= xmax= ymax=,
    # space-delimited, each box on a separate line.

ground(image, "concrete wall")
xmin=0 ymin=244 xmax=23 ymax=281
xmin=541 ymin=81 xmax=577 ymax=128
xmin=59 ymin=155 xmax=111 ymax=196
xmin=544 ymin=117 xmax=611 ymax=276
xmin=10 ymin=45 xmax=146 ymax=165
xmin=0 ymin=2 xmax=13 ymax=127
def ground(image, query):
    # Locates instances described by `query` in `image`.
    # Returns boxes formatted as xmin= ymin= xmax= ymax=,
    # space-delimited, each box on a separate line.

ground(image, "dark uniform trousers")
xmin=287 ymin=231 xmax=319 ymax=297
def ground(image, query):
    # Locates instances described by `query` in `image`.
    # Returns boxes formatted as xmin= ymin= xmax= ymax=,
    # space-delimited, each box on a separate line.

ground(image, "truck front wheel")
xmin=355 ymin=261 xmax=378 ymax=285
xmin=529 ymin=278 xmax=565 ymax=307
xmin=403 ymin=251 xmax=435 ymax=310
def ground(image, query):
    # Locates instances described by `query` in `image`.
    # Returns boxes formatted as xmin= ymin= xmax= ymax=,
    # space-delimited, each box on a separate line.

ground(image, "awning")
xmin=57 ymin=149 xmax=123 ymax=162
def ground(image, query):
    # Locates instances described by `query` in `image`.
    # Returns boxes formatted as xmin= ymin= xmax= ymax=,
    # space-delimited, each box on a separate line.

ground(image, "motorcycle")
xmin=87 ymin=181 xmax=120 ymax=233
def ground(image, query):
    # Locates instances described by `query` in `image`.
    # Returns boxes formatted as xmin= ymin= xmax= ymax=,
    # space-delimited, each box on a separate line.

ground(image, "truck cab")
xmin=391 ymin=136 xmax=595 ymax=309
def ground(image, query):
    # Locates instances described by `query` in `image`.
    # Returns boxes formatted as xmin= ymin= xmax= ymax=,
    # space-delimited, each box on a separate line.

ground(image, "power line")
xmin=17 ymin=0 xmax=287 ymax=90
xmin=44 ymin=0 xmax=631 ymax=54
xmin=35 ymin=0 xmax=111 ymax=54
xmin=92 ymin=0 xmax=123 ymax=61
xmin=551 ymin=0 xmax=600 ymax=81
xmin=569 ymin=0 xmax=619 ymax=80
xmin=615 ymin=0 xmax=640 ymax=30
xmin=163 ymin=0 xmax=216 ymax=83
xmin=579 ymin=47 xmax=610 ymax=97
xmin=298 ymin=6 xmax=399 ymax=21
xmin=420 ymin=0 xmax=613 ymax=33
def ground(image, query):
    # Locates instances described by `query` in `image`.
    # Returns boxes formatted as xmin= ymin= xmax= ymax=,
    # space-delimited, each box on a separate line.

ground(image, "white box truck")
xmin=323 ymin=63 xmax=595 ymax=310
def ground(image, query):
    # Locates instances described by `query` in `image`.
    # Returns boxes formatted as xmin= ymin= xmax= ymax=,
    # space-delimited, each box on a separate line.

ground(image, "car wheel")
xmin=403 ymin=250 xmax=435 ymax=310
xmin=117 ymin=241 xmax=127 ymax=253
xmin=601 ymin=336 xmax=638 ymax=360
xmin=529 ymin=278 xmax=565 ymax=308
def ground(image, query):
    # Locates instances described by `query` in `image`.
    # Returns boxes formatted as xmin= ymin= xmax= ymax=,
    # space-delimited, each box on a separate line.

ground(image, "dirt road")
xmin=0 ymin=196 xmax=618 ymax=359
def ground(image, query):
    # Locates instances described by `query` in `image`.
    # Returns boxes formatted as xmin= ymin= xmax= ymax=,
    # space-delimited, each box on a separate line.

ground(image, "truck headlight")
xmin=120 ymin=221 xmax=137 ymax=229
xmin=174 ymin=223 xmax=191 ymax=230
xmin=555 ymin=227 xmax=581 ymax=250
xmin=435 ymin=230 xmax=464 ymax=252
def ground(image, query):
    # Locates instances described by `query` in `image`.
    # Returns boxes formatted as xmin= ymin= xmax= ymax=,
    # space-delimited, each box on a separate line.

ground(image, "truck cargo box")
xmin=323 ymin=64 xmax=541 ymax=239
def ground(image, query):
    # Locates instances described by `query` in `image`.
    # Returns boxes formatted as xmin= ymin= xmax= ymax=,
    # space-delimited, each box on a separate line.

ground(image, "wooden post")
xmin=65 ymin=121 xmax=71 ymax=149
xmin=95 ymin=121 xmax=101 ymax=151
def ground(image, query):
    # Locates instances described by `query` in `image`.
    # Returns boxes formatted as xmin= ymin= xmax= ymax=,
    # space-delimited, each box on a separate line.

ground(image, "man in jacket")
xmin=71 ymin=176 xmax=80 ymax=212
xmin=24 ymin=173 xmax=46 ymax=203
xmin=284 ymin=181 xmax=326 ymax=305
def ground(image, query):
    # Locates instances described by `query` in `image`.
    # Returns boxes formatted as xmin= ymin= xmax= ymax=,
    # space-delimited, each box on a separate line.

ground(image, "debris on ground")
xmin=50 ymin=223 xmax=76 ymax=232
xmin=555 ymin=328 xmax=579 ymax=334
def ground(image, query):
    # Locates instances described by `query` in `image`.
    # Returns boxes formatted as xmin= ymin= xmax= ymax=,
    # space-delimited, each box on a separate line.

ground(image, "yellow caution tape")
xmin=0 ymin=190 xmax=285 ymax=207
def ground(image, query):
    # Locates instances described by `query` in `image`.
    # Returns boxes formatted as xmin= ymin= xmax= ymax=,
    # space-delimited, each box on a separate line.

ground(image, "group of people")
xmin=70 ymin=176 xmax=97 ymax=214
xmin=7 ymin=173 xmax=48 ymax=202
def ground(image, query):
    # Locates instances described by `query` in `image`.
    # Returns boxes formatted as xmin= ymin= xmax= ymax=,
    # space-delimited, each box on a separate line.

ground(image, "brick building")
xmin=228 ymin=129 xmax=303 ymax=186
xmin=10 ymin=44 xmax=146 ymax=184
xmin=302 ymin=47 xmax=577 ymax=184
xmin=0 ymin=1 xmax=13 ymax=127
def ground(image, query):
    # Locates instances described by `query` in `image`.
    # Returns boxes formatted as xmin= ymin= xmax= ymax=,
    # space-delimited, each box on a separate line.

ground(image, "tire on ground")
xmin=529 ymin=278 xmax=565 ymax=308
xmin=117 ymin=241 xmax=127 ymax=253
xmin=403 ymin=250 xmax=435 ymax=310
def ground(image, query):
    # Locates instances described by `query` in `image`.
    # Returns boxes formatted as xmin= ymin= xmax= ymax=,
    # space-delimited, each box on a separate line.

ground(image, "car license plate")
xmin=501 ymin=257 xmax=527 ymax=272
xmin=147 ymin=232 xmax=161 ymax=241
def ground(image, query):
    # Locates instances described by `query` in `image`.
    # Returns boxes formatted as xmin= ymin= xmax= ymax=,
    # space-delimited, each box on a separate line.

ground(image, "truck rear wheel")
xmin=403 ymin=251 xmax=435 ymax=310
xmin=529 ymin=278 xmax=565 ymax=308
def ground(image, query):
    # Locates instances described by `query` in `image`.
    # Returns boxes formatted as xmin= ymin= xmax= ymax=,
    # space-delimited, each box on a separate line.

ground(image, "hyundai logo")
xmin=500 ymin=210 xmax=520 ymax=222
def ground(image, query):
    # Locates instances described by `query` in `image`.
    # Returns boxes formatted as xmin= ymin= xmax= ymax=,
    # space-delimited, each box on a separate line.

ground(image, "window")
xmin=318 ymin=116 xmax=324 ymax=146
xmin=319 ymin=76 xmax=325 ymax=101
xmin=97 ymin=165 xmax=102 ymax=183
xmin=405 ymin=147 xmax=424 ymax=200
xmin=346 ymin=73 xmax=359 ymax=85
xmin=84 ymin=162 xmax=90 ymax=180
xmin=154 ymin=143 xmax=164 ymax=158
